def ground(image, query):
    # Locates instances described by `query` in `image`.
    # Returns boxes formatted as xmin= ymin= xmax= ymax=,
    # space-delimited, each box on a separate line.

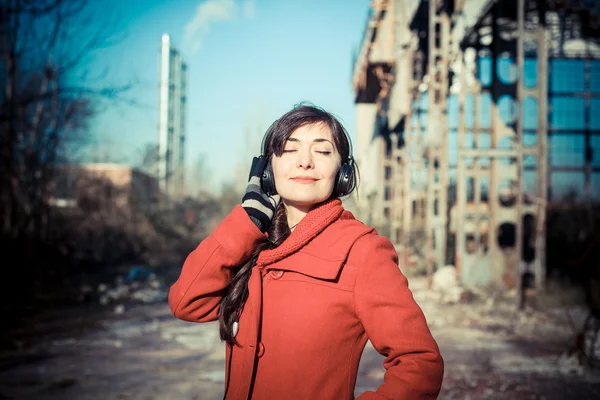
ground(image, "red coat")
xmin=169 ymin=200 xmax=443 ymax=399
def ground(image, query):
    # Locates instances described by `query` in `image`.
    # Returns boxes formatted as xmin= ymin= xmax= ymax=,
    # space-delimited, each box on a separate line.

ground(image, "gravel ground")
xmin=1 ymin=275 xmax=599 ymax=400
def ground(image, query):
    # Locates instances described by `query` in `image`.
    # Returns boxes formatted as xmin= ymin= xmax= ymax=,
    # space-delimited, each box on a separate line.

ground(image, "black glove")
xmin=242 ymin=156 xmax=280 ymax=232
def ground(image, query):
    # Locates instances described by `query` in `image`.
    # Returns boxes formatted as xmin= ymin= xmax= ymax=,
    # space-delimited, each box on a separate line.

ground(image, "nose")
xmin=296 ymin=147 xmax=314 ymax=170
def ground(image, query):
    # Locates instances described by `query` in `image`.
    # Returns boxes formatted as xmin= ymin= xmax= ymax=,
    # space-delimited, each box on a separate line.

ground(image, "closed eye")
xmin=316 ymin=151 xmax=331 ymax=155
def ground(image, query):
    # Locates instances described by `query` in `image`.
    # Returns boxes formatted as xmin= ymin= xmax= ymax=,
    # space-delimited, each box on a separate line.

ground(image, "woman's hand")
xmin=242 ymin=156 xmax=280 ymax=232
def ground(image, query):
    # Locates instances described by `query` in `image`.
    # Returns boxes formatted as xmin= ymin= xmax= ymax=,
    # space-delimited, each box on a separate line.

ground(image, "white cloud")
xmin=241 ymin=0 xmax=256 ymax=18
xmin=184 ymin=0 xmax=256 ymax=54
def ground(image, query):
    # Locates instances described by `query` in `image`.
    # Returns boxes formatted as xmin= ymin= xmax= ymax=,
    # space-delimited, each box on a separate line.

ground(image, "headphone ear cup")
xmin=334 ymin=163 xmax=354 ymax=197
xmin=261 ymin=160 xmax=277 ymax=196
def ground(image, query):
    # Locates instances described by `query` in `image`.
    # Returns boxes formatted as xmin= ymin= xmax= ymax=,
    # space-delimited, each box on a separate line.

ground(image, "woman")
xmin=169 ymin=103 xmax=444 ymax=399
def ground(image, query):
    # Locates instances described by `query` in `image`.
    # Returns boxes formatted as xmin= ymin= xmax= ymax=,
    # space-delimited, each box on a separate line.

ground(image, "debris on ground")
xmin=78 ymin=265 xmax=168 ymax=311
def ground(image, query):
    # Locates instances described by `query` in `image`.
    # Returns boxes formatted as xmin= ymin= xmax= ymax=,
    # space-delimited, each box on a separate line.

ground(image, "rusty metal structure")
xmin=352 ymin=0 xmax=600 ymax=294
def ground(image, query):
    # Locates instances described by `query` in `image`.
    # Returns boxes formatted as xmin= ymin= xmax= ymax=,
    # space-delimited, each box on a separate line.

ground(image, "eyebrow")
xmin=286 ymin=137 xmax=334 ymax=146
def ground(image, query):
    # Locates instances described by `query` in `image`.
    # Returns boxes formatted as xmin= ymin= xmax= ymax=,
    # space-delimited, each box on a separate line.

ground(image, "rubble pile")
xmin=430 ymin=265 xmax=469 ymax=304
xmin=78 ymin=266 xmax=168 ymax=312
xmin=412 ymin=267 xmax=600 ymax=383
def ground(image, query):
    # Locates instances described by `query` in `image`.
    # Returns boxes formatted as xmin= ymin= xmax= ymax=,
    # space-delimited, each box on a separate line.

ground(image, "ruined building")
xmin=351 ymin=0 xmax=600 ymax=290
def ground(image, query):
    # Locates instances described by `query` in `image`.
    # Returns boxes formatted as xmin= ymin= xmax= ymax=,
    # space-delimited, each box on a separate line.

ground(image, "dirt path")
xmin=1 ymin=276 xmax=599 ymax=399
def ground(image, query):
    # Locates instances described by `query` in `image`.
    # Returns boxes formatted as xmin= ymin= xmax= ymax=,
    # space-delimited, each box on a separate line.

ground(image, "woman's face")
xmin=271 ymin=123 xmax=342 ymax=210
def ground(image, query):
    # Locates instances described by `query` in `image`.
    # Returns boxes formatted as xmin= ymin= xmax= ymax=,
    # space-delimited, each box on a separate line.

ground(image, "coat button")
xmin=257 ymin=342 xmax=265 ymax=358
xmin=269 ymin=270 xmax=284 ymax=280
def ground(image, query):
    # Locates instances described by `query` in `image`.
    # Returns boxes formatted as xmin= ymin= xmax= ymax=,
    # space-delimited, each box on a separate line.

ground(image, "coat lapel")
xmin=256 ymin=198 xmax=344 ymax=267
xmin=261 ymin=217 xmax=375 ymax=280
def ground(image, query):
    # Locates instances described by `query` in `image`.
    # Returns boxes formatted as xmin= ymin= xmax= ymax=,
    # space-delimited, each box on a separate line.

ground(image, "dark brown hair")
xmin=218 ymin=102 xmax=359 ymax=344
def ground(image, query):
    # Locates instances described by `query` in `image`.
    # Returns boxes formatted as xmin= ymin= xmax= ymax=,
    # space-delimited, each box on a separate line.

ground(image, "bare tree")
xmin=0 ymin=0 xmax=132 ymax=311
xmin=0 ymin=0 xmax=129 ymax=242
xmin=183 ymin=151 xmax=213 ymax=198
xmin=135 ymin=142 xmax=160 ymax=177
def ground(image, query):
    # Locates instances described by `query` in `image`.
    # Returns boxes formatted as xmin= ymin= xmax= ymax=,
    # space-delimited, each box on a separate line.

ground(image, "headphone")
xmin=259 ymin=126 xmax=356 ymax=198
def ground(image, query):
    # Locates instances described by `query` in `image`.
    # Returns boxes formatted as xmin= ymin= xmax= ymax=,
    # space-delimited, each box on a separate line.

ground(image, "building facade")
xmin=51 ymin=163 xmax=160 ymax=210
xmin=352 ymin=0 xmax=600 ymax=293
xmin=158 ymin=33 xmax=187 ymax=200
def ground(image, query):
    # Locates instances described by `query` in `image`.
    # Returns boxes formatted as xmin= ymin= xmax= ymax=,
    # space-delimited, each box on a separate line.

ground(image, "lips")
xmin=291 ymin=177 xmax=318 ymax=184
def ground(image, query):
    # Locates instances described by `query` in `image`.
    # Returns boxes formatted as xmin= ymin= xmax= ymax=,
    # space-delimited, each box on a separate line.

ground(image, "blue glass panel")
xmin=479 ymin=56 xmax=492 ymax=87
xmin=591 ymin=98 xmax=600 ymax=130
xmin=498 ymin=136 xmax=514 ymax=150
xmin=498 ymin=96 xmax=516 ymax=125
xmin=523 ymin=132 xmax=537 ymax=147
xmin=590 ymin=61 xmax=600 ymax=93
xmin=551 ymin=97 xmax=585 ymax=129
xmin=550 ymin=134 xmax=585 ymax=167
xmin=592 ymin=136 xmax=600 ymax=167
xmin=524 ymin=58 xmax=537 ymax=89
xmin=465 ymin=95 xmax=474 ymax=128
xmin=479 ymin=92 xmax=492 ymax=129
xmin=420 ymin=92 xmax=428 ymax=110
xmin=551 ymin=60 xmax=585 ymax=93
xmin=448 ymin=95 xmax=459 ymax=129
xmin=449 ymin=168 xmax=457 ymax=179
xmin=497 ymin=56 xmax=516 ymax=84
xmin=478 ymin=132 xmax=491 ymax=149
xmin=524 ymin=154 xmax=537 ymax=167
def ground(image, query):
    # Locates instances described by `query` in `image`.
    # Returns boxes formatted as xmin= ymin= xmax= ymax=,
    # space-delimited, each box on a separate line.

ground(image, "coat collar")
xmin=256 ymin=200 xmax=373 ymax=280
xmin=256 ymin=198 xmax=344 ymax=267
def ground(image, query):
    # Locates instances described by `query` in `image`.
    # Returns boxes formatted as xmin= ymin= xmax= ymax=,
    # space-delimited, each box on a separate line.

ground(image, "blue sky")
xmin=86 ymin=0 xmax=371 ymax=191
xmin=80 ymin=0 xmax=599 ymax=200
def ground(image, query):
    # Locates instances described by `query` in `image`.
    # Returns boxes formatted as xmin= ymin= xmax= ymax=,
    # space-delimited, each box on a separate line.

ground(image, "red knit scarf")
xmin=256 ymin=198 xmax=344 ymax=267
